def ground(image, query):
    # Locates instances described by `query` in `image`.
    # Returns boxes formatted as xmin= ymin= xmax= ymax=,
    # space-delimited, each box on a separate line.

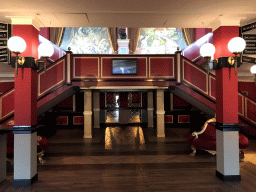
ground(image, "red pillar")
xmin=12 ymin=25 xmax=39 ymax=58
xmin=213 ymin=26 xmax=240 ymax=124
xmin=13 ymin=25 xmax=39 ymax=127
xmin=213 ymin=26 xmax=239 ymax=59
xmin=216 ymin=67 xmax=238 ymax=124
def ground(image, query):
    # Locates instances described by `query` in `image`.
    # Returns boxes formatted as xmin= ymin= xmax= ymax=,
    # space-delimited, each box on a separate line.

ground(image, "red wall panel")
xmin=183 ymin=60 xmax=208 ymax=94
xmin=56 ymin=96 xmax=73 ymax=108
xmin=0 ymin=82 xmax=14 ymax=94
xmin=73 ymin=57 xmax=99 ymax=78
xmin=73 ymin=116 xmax=84 ymax=125
xmin=1 ymin=90 xmax=14 ymax=119
xmin=238 ymin=93 xmax=244 ymax=117
xmin=56 ymin=116 xmax=68 ymax=125
xmin=149 ymin=57 xmax=174 ymax=78
xmin=238 ymin=82 xmax=256 ymax=101
xmin=209 ymin=76 xmax=216 ymax=99
xmin=38 ymin=60 xmax=65 ymax=96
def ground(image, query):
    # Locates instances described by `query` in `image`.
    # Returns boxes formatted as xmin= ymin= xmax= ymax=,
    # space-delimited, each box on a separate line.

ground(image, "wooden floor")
xmin=1 ymin=126 xmax=256 ymax=192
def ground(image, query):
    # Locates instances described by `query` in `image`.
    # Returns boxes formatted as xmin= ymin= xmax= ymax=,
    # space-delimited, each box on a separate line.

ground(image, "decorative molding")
xmin=156 ymin=111 xmax=165 ymax=115
xmin=38 ymin=59 xmax=65 ymax=97
xmin=149 ymin=57 xmax=175 ymax=78
xmin=7 ymin=16 xmax=42 ymax=31
xmin=178 ymin=115 xmax=190 ymax=123
xmin=56 ymin=116 xmax=68 ymax=125
xmin=101 ymin=57 xmax=147 ymax=78
xmin=238 ymin=93 xmax=244 ymax=117
xmin=165 ymin=115 xmax=173 ymax=123
xmin=83 ymin=111 xmax=93 ymax=115
xmin=73 ymin=116 xmax=84 ymax=125
xmin=209 ymin=75 xmax=216 ymax=100
xmin=182 ymin=59 xmax=208 ymax=95
xmin=245 ymin=97 xmax=256 ymax=124
xmin=147 ymin=108 xmax=154 ymax=111
xmin=73 ymin=57 xmax=100 ymax=78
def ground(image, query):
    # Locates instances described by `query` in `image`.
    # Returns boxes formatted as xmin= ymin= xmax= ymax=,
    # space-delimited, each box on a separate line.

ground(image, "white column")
xmin=83 ymin=90 xmax=92 ymax=138
xmin=93 ymin=91 xmax=100 ymax=128
xmin=73 ymin=94 xmax=76 ymax=112
xmin=147 ymin=91 xmax=154 ymax=128
xmin=0 ymin=133 xmax=6 ymax=183
xmin=175 ymin=49 xmax=182 ymax=84
xmin=13 ymin=132 xmax=37 ymax=185
xmin=156 ymin=89 xmax=165 ymax=137
xmin=216 ymin=129 xmax=240 ymax=180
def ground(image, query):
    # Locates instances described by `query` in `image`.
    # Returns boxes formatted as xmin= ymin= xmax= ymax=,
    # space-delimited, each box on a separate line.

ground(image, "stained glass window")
xmin=60 ymin=27 xmax=113 ymax=54
xmin=136 ymin=28 xmax=187 ymax=54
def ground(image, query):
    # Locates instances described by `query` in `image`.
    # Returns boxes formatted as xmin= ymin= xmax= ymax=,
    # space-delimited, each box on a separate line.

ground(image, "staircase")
xmin=0 ymin=50 xmax=256 ymax=137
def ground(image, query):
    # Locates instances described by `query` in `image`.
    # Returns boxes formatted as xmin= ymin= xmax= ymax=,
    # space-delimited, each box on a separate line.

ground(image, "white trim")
xmin=209 ymin=75 xmax=216 ymax=100
xmin=147 ymin=108 xmax=154 ymax=111
xmin=73 ymin=57 xmax=100 ymax=78
xmin=182 ymin=59 xmax=208 ymax=95
xmin=149 ymin=57 xmax=175 ymax=78
xmin=238 ymin=93 xmax=244 ymax=117
xmin=38 ymin=59 xmax=65 ymax=97
xmin=245 ymin=97 xmax=256 ymax=124
xmin=101 ymin=57 xmax=147 ymax=78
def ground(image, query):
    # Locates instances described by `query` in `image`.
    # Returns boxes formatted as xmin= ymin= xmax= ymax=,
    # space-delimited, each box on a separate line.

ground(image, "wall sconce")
xmin=228 ymin=37 xmax=246 ymax=74
xmin=200 ymin=37 xmax=246 ymax=75
xmin=199 ymin=43 xmax=216 ymax=73
xmin=250 ymin=65 xmax=256 ymax=84
xmin=38 ymin=42 xmax=54 ymax=76
xmin=7 ymin=36 xmax=26 ymax=75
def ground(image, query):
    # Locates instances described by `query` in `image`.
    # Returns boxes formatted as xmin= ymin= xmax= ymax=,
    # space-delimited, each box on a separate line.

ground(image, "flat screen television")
xmin=112 ymin=59 xmax=138 ymax=75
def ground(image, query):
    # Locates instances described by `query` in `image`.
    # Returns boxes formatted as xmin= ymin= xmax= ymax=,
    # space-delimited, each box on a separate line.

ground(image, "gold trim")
xmin=165 ymin=115 xmax=173 ymax=123
xmin=149 ymin=57 xmax=175 ymax=78
xmin=0 ymin=89 xmax=15 ymax=120
xmin=178 ymin=115 xmax=190 ymax=123
xmin=182 ymin=59 xmax=208 ymax=95
xmin=73 ymin=116 xmax=84 ymax=125
xmin=101 ymin=57 xmax=147 ymax=78
xmin=73 ymin=57 xmax=100 ymax=79
xmin=38 ymin=59 xmax=66 ymax=97
xmin=56 ymin=116 xmax=68 ymax=125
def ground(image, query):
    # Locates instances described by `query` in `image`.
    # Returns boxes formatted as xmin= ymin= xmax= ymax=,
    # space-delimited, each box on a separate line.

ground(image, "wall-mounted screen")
xmin=112 ymin=59 xmax=138 ymax=75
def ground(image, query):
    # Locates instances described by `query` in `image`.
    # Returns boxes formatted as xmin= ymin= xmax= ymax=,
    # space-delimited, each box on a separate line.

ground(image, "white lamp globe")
xmin=200 ymin=43 xmax=216 ymax=57
xmin=250 ymin=65 xmax=256 ymax=74
xmin=228 ymin=37 xmax=246 ymax=53
xmin=38 ymin=42 xmax=54 ymax=58
xmin=7 ymin=36 xmax=26 ymax=53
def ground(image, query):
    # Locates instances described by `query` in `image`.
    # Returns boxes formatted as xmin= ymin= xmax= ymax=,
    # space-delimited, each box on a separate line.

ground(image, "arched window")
xmin=136 ymin=28 xmax=187 ymax=54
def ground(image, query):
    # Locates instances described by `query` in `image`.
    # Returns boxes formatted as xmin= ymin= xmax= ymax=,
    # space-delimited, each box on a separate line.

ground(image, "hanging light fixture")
xmin=199 ymin=43 xmax=216 ymax=73
xmin=7 ymin=36 xmax=26 ymax=75
xmin=228 ymin=37 xmax=246 ymax=75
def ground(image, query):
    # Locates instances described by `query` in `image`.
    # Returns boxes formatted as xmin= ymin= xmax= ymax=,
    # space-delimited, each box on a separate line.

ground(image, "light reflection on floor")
xmin=105 ymin=110 xmax=141 ymax=123
xmin=105 ymin=126 xmax=146 ymax=150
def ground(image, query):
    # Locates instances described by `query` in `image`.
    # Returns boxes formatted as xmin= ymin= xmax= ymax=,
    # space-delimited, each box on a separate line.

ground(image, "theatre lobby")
xmin=1 ymin=0 xmax=256 ymax=191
